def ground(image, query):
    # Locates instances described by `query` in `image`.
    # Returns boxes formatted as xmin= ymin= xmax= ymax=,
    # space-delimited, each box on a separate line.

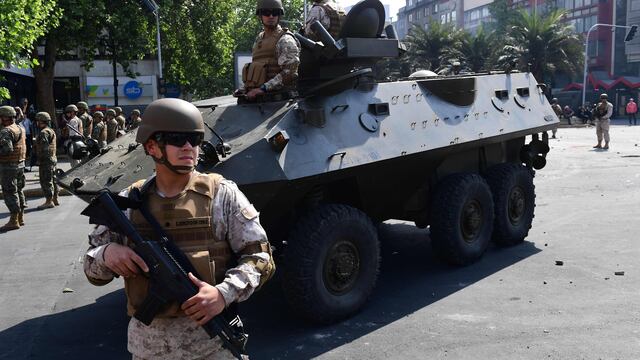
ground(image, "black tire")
xmin=485 ymin=163 xmax=536 ymax=246
xmin=430 ymin=173 xmax=495 ymax=266
xmin=282 ymin=204 xmax=380 ymax=324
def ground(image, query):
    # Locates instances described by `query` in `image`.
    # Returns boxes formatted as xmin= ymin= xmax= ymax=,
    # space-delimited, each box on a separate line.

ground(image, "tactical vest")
xmin=80 ymin=113 xmax=92 ymax=138
xmin=242 ymin=27 xmax=293 ymax=90
xmin=116 ymin=115 xmax=126 ymax=130
xmin=36 ymin=128 xmax=57 ymax=163
xmin=0 ymin=123 xmax=26 ymax=164
xmin=310 ymin=2 xmax=345 ymax=41
xmin=106 ymin=118 xmax=118 ymax=143
xmin=92 ymin=122 xmax=107 ymax=145
xmin=124 ymin=173 xmax=230 ymax=318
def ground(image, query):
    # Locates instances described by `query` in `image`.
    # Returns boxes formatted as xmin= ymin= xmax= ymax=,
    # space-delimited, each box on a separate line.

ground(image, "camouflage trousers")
xmin=39 ymin=162 xmax=58 ymax=199
xmin=0 ymin=163 xmax=26 ymax=214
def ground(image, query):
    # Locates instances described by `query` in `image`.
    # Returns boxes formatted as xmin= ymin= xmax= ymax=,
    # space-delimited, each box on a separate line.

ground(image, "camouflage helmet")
xmin=256 ymin=0 xmax=284 ymax=15
xmin=0 ymin=106 xmax=17 ymax=118
xmin=93 ymin=111 xmax=104 ymax=119
xmin=132 ymin=109 xmax=141 ymax=116
xmin=600 ymin=93 xmax=608 ymax=100
xmin=35 ymin=112 xmax=52 ymax=124
xmin=65 ymin=104 xmax=78 ymax=113
xmin=135 ymin=98 xmax=204 ymax=144
xmin=77 ymin=101 xmax=89 ymax=110
xmin=106 ymin=109 xmax=116 ymax=117
xmin=114 ymin=106 xmax=123 ymax=114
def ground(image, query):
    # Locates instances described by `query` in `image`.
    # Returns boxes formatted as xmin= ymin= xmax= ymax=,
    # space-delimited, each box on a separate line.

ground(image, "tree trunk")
xmin=32 ymin=38 xmax=58 ymax=125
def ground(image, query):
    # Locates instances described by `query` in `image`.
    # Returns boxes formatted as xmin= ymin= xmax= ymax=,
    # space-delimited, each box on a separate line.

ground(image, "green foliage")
xmin=402 ymin=21 xmax=465 ymax=72
xmin=439 ymin=27 xmax=493 ymax=73
xmin=0 ymin=0 xmax=59 ymax=99
xmin=496 ymin=9 xmax=583 ymax=83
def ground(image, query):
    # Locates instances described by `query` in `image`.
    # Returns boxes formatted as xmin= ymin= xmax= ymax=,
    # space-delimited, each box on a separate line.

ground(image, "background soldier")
xmin=77 ymin=101 xmax=93 ymax=138
xmin=105 ymin=109 xmax=119 ymax=143
xmin=0 ymin=106 xmax=27 ymax=232
xmin=91 ymin=111 xmax=108 ymax=149
xmin=235 ymin=0 xmax=300 ymax=100
xmin=594 ymin=93 xmax=613 ymax=150
xmin=114 ymin=106 xmax=126 ymax=131
xmin=64 ymin=104 xmax=83 ymax=167
xmin=34 ymin=112 xmax=59 ymax=209
xmin=550 ymin=98 xmax=562 ymax=139
xmin=304 ymin=0 xmax=346 ymax=41
xmin=129 ymin=109 xmax=142 ymax=130
xmin=83 ymin=98 xmax=275 ymax=359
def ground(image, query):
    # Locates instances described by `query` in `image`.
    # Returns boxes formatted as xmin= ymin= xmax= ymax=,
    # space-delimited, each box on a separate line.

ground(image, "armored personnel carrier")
xmin=59 ymin=0 xmax=558 ymax=324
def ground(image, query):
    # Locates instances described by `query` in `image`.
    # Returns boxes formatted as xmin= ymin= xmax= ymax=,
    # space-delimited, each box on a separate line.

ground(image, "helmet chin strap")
xmin=152 ymin=143 xmax=195 ymax=175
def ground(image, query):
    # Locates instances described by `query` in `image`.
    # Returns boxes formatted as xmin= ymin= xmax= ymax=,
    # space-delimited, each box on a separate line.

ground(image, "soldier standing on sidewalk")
xmin=594 ymin=93 xmax=613 ymax=150
xmin=77 ymin=101 xmax=93 ymax=138
xmin=0 ymin=106 xmax=27 ymax=232
xmin=34 ymin=112 xmax=59 ymax=209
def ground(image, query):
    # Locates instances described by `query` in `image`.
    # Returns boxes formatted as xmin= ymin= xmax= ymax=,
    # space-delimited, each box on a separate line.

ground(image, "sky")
xmin=339 ymin=0 xmax=406 ymax=21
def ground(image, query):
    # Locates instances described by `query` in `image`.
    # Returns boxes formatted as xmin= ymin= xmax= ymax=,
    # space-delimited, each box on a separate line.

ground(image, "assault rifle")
xmin=81 ymin=191 xmax=248 ymax=359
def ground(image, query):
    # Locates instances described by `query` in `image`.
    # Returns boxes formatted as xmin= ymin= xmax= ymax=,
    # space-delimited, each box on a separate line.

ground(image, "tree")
xmin=402 ymin=21 xmax=465 ymax=73
xmin=495 ymin=9 xmax=583 ymax=84
xmin=0 ymin=0 xmax=58 ymax=100
xmin=31 ymin=0 xmax=153 ymax=118
xmin=439 ymin=27 xmax=493 ymax=73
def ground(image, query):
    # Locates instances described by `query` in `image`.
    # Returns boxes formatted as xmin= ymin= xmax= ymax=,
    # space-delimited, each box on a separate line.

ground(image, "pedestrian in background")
xmin=33 ymin=112 xmax=59 ymax=209
xmin=550 ymin=98 xmax=562 ymax=139
xmin=626 ymin=98 xmax=637 ymax=126
xmin=594 ymin=94 xmax=613 ymax=150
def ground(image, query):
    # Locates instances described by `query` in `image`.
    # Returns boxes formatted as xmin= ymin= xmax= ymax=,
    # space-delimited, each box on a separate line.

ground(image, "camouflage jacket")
xmin=79 ymin=112 xmax=92 ymax=138
xmin=0 ymin=126 xmax=16 ymax=156
xmin=83 ymin=175 xmax=271 ymax=359
xmin=254 ymin=26 xmax=300 ymax=92
xmin=34 ymin=127 xmax=57 ymax=164
xmin=305 ymin=0 xmax=344 ymax=36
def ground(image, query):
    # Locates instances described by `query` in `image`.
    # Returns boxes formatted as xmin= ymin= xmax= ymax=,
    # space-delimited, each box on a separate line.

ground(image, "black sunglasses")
xmin=259 ymin=9 xmax=282 ymax=17
xmin=156 ymin=132 xmax=204 ymax=147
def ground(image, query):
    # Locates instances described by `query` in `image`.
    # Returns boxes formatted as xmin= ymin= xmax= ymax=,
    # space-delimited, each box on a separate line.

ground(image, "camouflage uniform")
xmin=305 ymin=0 xmax=346 ymax=41
xmin=0 ymin=124 xmax=26 ymax=216
xmin=252 ymin=25 xmax=300 ymax=92
xmin=114 ymin=107 xmax=126 ymax=131
xmin=84 ymin=176 xmax=271 ymax=359
xmin=91 ymin=112 xmax=108 ymax=149
xmin=77 ymin=102 xmax=93 ymax=138
xmin=34 ymin=121 xmax=58 ymax=202
xmin=106 ymin=111 xmax=119 ymax=143
xmin=595 ymin=100 xmax=613 ymax=148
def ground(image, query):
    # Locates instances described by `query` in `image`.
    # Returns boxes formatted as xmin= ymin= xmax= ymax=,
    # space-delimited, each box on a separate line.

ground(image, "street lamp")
xmin=582 ymin=23 xmax=637 ymax=106
xmin=142 ymin=0 xmax=163 ymax=80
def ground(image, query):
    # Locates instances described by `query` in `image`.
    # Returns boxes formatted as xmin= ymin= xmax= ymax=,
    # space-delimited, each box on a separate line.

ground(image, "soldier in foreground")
xmin=83 ymin=98 xmax=274 ymax=359
xmin=235 ymin=0 xmax=300 ymax=100
xmin=77 ymin=101 xmax=93 ymax=138
xmin=304 ymin=0 xmax=346 ymax=41
xmin=34 ymin=112 xmax=59 ymax=209
xmin=0 ymin=106 xmax=27 ymax=232
xmin=105 ymin=109 xmax=119 ymax=143
xmin=91 ymin=111 xmax=108 ymax=149
xmin=594 ymin=93 xmax=613 ymax=150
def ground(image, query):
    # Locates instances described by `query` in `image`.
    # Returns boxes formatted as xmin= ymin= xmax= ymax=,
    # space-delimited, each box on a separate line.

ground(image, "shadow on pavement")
xmin=0 ymin=222 xmax=540 ymax=360
xmin=0 ymin=290 xmax=129 ymax=360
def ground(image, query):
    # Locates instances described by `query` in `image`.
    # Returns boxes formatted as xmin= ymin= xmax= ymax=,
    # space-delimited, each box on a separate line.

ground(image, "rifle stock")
xmin=81 ymin=191 xmax=248 ymax=359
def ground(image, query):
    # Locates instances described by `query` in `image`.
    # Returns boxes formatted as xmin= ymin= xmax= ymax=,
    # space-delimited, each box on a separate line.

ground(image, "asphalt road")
xmin=1 ymin=124 xmax=639 ymax=360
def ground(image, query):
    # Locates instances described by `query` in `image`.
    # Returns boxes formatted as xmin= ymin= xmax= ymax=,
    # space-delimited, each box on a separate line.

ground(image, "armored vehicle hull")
xmin=59 ymin=0 xmax=557 ymax=324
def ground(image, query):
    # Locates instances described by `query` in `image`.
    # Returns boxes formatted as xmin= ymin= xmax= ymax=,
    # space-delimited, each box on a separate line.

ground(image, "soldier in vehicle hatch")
xmin=82 ymin=98 xmax=275 ymax=359
xmin=234 ymin=0 xmax=300 ymax=100
xmin=304 ymin=0 xmax=346 ymax=42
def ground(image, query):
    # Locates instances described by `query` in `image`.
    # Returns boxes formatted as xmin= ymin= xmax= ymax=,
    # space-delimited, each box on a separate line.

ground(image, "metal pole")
xmin=304 ymin=0 xmax=308 ymax=25
xmin=582 ymin=23 xmax=633 ymax=106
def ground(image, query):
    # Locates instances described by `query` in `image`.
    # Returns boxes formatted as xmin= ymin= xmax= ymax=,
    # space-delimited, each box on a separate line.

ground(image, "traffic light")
xmin=625 ymin=25 xmax=638 ymax=42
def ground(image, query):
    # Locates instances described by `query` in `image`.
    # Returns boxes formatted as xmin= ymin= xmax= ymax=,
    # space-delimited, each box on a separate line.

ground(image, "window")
xmin=482 ymin=7 xmax=490 ymax=17
xmin=574 ymin=0 xmax=583 ymax=8
xmin=441 ymin=14 xmax=446 ymax=23
xmin=424 ymin=8 xmax=429 ymax=16
xmin=451 ymin=11 xmax=456 ymax=22
xmin=434 ymin=3 xmax=439 ymax=12
xmin=632 ymin=0 xmax=640 ymax=11
xmin=409 ymin=13 xmax=413 ymax=21
xmin=575 ymin=17 xmax=584 ymax=32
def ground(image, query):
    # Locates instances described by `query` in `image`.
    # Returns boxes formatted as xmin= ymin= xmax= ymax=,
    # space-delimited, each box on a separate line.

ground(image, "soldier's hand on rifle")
xmin=182 ymin=272 xmax=227 ymax=326
xmin=103 ymin=243 xmax=149 ymax=278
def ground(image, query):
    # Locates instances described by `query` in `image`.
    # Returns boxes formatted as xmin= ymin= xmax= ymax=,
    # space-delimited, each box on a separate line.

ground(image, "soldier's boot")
xmin=37 ymin=198 xmax=55 ymax=210
xmin=18 ymin=209 xmax=25 ymax=226
xmin=52 ymin=193 xmax=60 ymax=206
xmin=0 ymin=213 xmax=20 ymax=232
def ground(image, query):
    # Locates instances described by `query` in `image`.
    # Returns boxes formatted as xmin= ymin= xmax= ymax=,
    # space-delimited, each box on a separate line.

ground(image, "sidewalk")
xmin=0 ymin=155 xmax=73 ymax=200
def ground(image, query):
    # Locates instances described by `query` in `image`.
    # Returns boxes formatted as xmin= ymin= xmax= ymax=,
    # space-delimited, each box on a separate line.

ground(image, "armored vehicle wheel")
xmin=430 ymin=173 xmax=495 ymax=266
xmin=282 ymin=204 xmax=380 ymax=324
xmin=485 ymin=163 xmax=536 ymax=246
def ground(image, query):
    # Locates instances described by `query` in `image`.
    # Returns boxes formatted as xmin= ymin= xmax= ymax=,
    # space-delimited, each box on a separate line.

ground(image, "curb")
xmin=0 ymin=188 xmax=72 ymax=200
